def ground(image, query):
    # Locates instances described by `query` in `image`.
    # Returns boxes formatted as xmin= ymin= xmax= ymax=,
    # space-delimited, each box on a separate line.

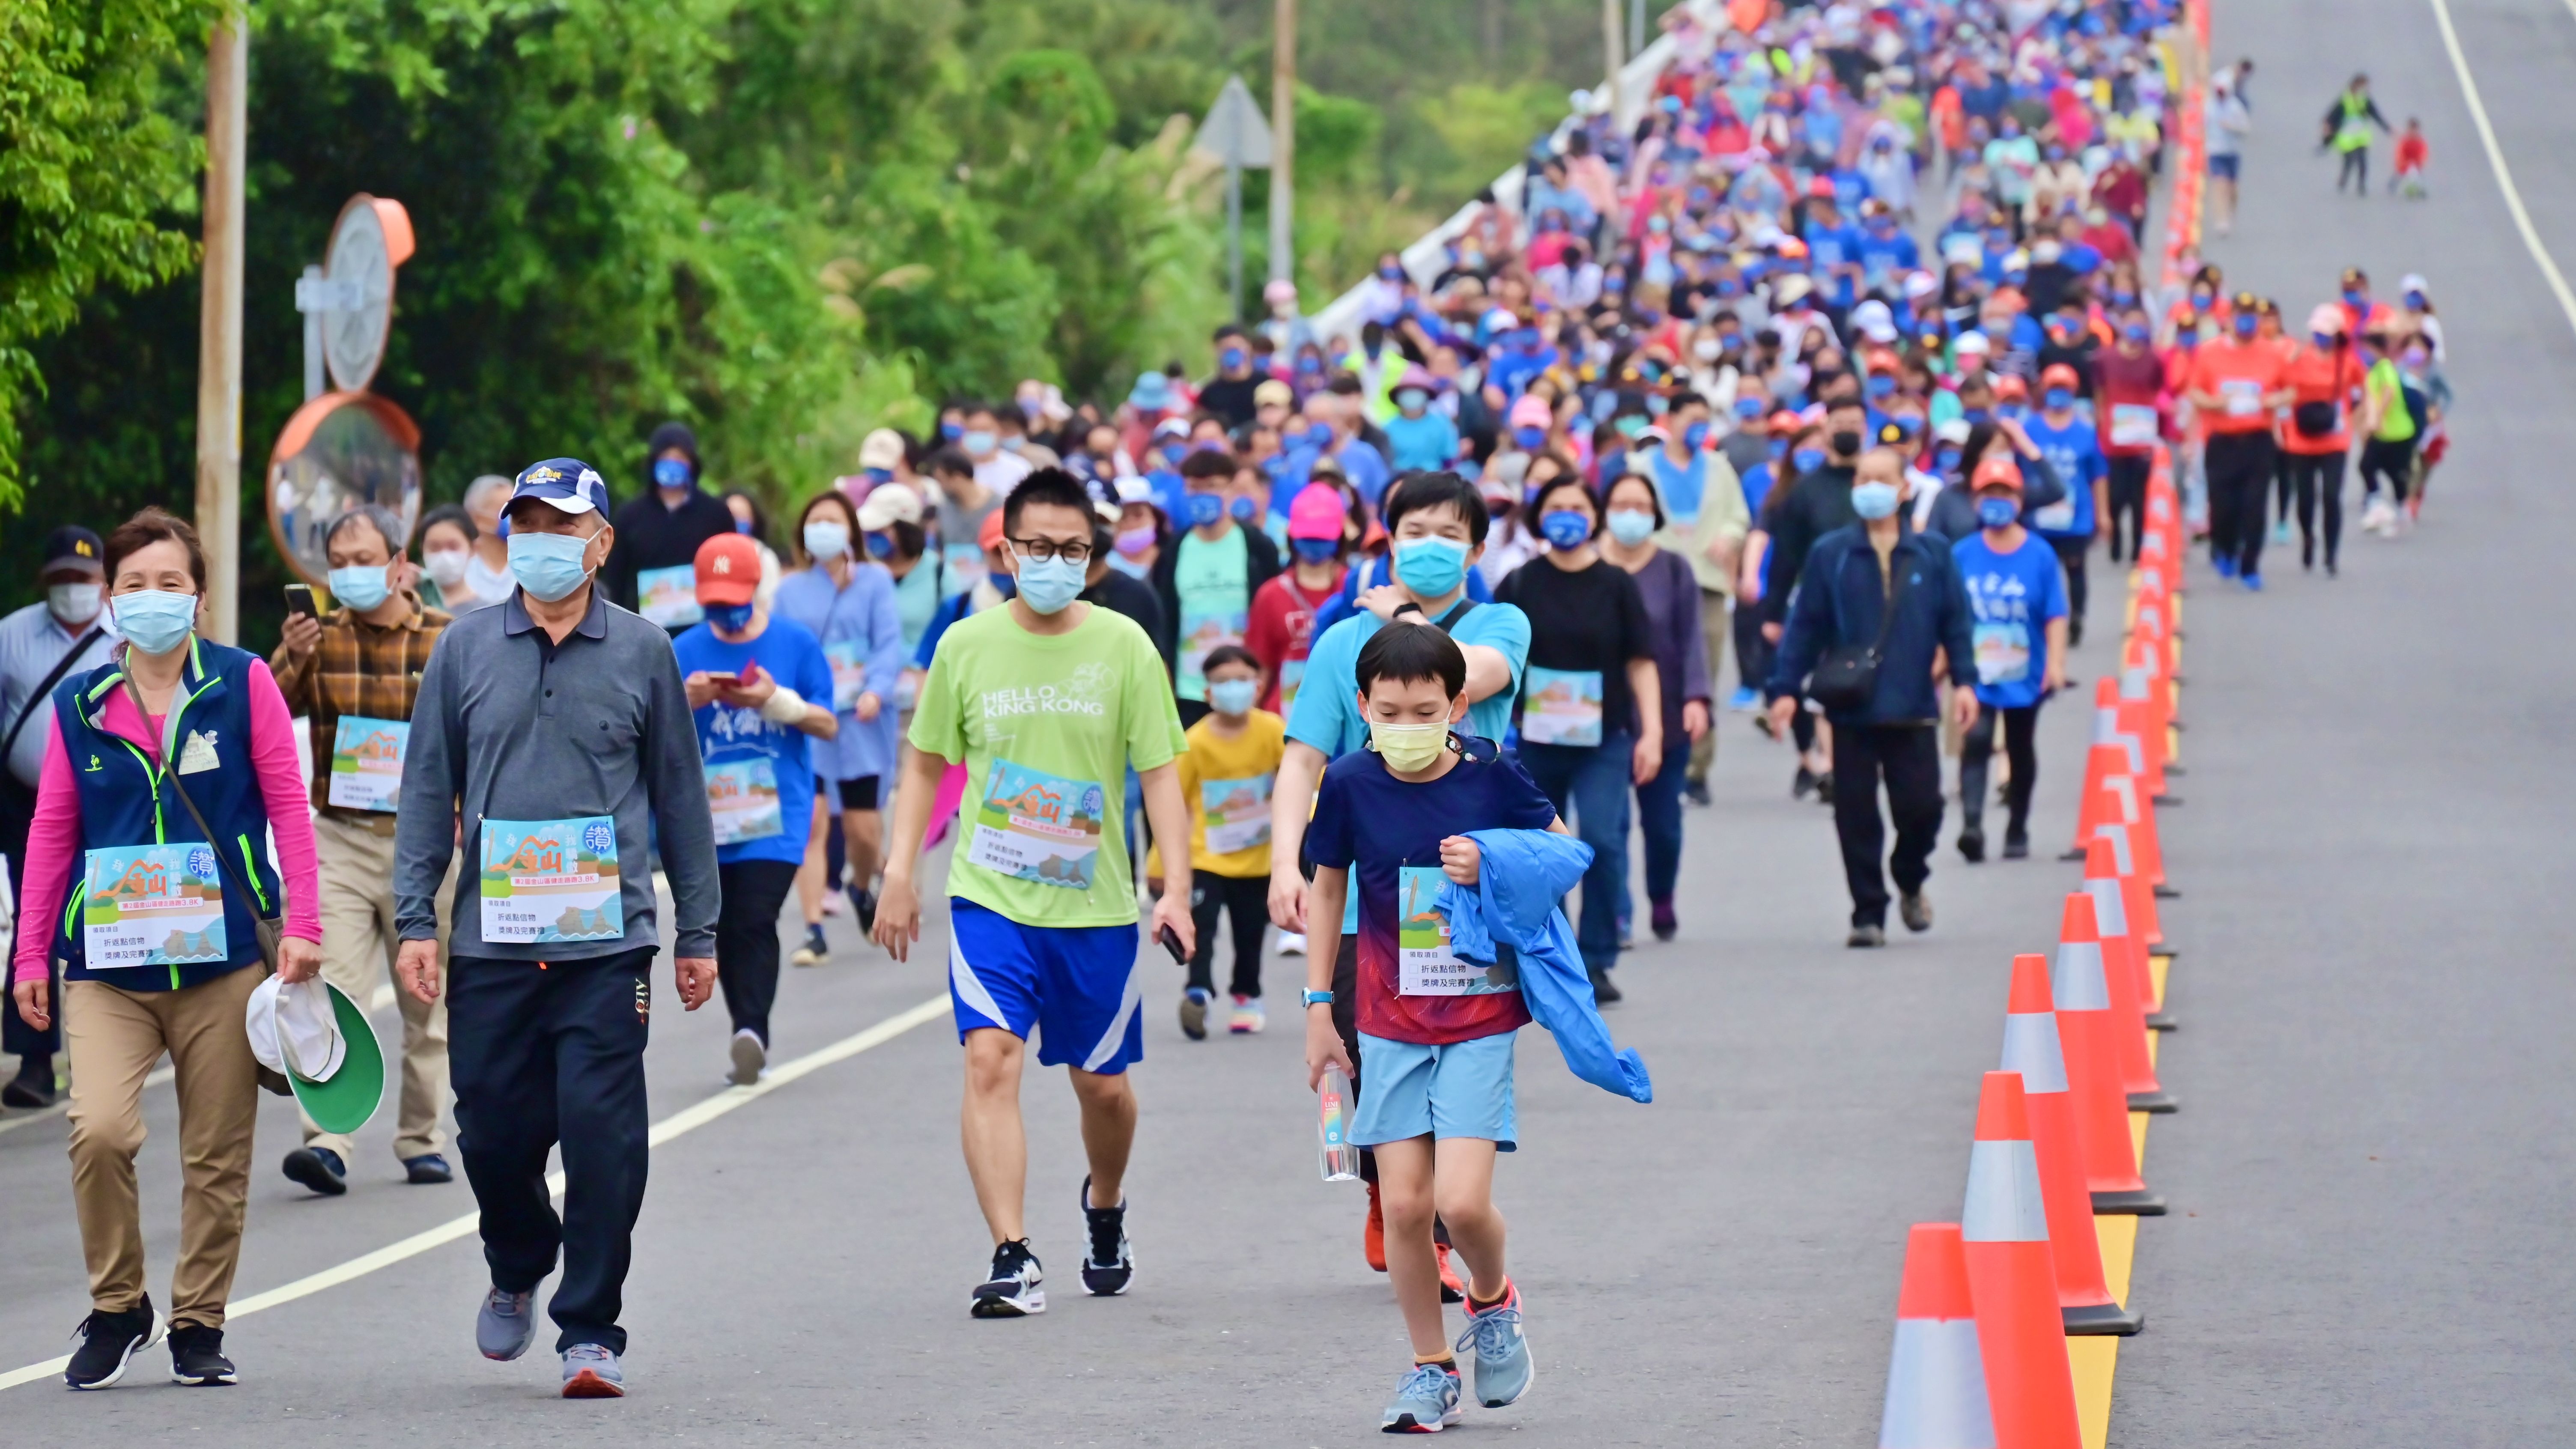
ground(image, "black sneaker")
xmin=1079 ymin=1177 xmax=1133 ymax=1297
xmin=1957 ymin=827 xmax=1986 ymax=863
xmin=1586 ymin=965 xmax=1623 ymax=1005
xmin=1682 ymin=779 xmax=1712 ymax=807
xmin=1847 ymin=924 xmax=1887 ymax=948
xmin=167 ymin=1323 xmax=236 ymax=1386
xmin=282 ymin=1146 xmax=348 ymax=1197
xmin=846 ymin=883 xmax=878 ymax=935
xmin=1792 ymin=766 xmax=1817 ymax=799
xmin=3 ymin=1059 xmax=55 ymax=1109
xmin=1813 ymin=771 xmax=1835 ymax=805
xmin=2001 ymin=832 xmax=2030 ymax=860
xmin=64 ymin=1297 xmax=158 ymax=1389
xmin=1900 ymin=891 xmax=1934 ymax=933
xmin=971 ymin=1239 xmax=1045 ymax=1318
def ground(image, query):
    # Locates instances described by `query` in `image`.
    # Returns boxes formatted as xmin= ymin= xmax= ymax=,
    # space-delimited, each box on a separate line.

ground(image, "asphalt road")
xmin=1 ymin=9 xmax=2570 ymax=1441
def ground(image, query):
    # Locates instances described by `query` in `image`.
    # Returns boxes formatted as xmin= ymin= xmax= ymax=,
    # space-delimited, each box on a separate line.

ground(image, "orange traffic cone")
xmin=2114 ymin=671 xmax=2166 ymax=802
xmin=2080 ymin=845 xmax=2176 ymax=1114
xmin=2051 ymin=894 xmax=2165 ymax=1215
xmin=2090 ymin=818 xmax=2168 ymax=951
xmin=1961 ymin=1071 xmax=2086 ymax=1448
xmin=2000 ymin=954 xmax=2144 ymax=1334
xmin=2086 ymin=835 xmax=2173 ymax=1031
xmin=2089 ymin=769 xmax=2171 ymax=895
xmin=1877 ymin=1223 xmax=1999 ymax=1447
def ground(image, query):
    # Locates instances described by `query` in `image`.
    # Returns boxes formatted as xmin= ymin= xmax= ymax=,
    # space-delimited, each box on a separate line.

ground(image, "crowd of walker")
xmin=0 ymin=0 xmax=2457 ymax=1428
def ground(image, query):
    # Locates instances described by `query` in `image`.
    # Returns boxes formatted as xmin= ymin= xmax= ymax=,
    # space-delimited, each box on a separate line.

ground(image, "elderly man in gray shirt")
xmin=392 ymin=457 xmax=719 ymax=1400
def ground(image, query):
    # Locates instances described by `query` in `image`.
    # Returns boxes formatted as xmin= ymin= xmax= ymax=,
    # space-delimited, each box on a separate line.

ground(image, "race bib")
xmin=2109 ymin=403 xmax=2159 ymax=447
xmin=967 ymin=759 xmax=1105 ymax=891
xmin=706 ymin=759 xmax=784 ymax=845
xmin=1177 ymin=606 xmax=1248 ymax=695
xmin=2219 ymin=378 xmax=2263 ymax=418
xmin=2031 ymin=498 xmax=2077 ymax=532
xmin=1200 ymin=775 xmax=1272 ymax=857
xmin=1397 ymin=866 xmax=1515 ymax=997
xmin=1521 ymin=666 xmax=1605 ymax=747
xmin=82 ymin=844 xmax=227 ymax=970
xmin=824 ymin=639 xmax=869 ymax=714
xmin=1972 ymin=621 xmax=2032 ymax=685
xmin=326 ymin=716 xmax=408 ymax=812
xmin=636 ymin=565 xmax=704 ymax=629
xmin=479 ymin=816 xmax=623 ymax=944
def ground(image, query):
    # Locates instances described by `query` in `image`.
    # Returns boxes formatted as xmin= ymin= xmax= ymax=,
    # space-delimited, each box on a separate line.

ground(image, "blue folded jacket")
xmin=1435 ymin=828 xmax=1653 ymax=1104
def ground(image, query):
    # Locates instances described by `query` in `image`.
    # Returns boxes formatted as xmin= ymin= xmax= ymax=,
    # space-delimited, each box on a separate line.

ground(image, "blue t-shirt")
xmin=1650 ymin=448 xmax=1710 ymax=525
xmin=2021 ymin=412 xmax=2104 ymax=537
xmin=1383 ymin=411 xmax=1461 ymax=472
xmin=1304 ymin=740 xmax=1560 ymax=1045
xmin=1288 ymin=601 xmax=1532 ymax=934
xmin=1802 ymin=221 xmax=1866 ymax=305
xmin=672 ymin=617 xmax=837 ymax=866
xmin=1950 ymin=531 xmax=2070 ymax=710
xmin=1738 ymin=459 xmax=1778 ymax=519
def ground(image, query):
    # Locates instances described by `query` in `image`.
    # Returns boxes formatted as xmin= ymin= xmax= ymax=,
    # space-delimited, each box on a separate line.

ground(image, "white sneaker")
xmin=1278 ymin=931 xmax=1307 ymax=956
xmin=727 ymin=1029 xmax=766 ymax=1086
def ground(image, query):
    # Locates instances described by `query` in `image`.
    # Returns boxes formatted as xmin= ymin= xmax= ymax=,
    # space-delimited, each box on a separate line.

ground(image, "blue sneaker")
xmin=2212 ymin=554 xmax=2236 ymax=579
xmin=1726 ymin=686 xmax=1760 ymax=713
xmin=560 ymin=1342 xmax=623 ymax=1398
xmin=1379 ymin=1361 xmax=1463 ymax=1433
xmin=476 ymin=1287 xmax=537 ymax=1362
xmin=2241 ymin=572 xmax=2265 ymax=592
xmin=1456 ymin=1279 xmax=1534 ymax=1408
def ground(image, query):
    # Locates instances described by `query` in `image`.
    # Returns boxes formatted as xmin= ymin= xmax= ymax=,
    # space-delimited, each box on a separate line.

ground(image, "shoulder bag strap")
xmin=0 ymin=626 xmax=105 ymax=766
xmin=117 ymin=671 xmax=280 ymax=931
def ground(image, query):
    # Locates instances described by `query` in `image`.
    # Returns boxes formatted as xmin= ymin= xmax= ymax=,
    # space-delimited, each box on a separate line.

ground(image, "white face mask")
xmin=48 ymin=581 xmax=102 ymax=626
xmin=423 ymin=548 xmax=471 ymax=587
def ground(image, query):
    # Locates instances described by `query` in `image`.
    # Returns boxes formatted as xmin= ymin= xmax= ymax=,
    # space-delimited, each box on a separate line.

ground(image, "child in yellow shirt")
xmin=1150 ymin=645 xmax=1285 ymax=1039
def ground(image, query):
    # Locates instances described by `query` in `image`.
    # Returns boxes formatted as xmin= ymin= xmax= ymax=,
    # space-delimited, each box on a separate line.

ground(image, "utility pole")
xmin=1601 ymin=0 xmax=1625 ymax=132
xmin=1631 ymin=0 xmax=1646 ymax=58
xmin=196 ymin=12 xmax=247 ymax=645
xmin=1268 ymin=0 xmax=1297 ymax=287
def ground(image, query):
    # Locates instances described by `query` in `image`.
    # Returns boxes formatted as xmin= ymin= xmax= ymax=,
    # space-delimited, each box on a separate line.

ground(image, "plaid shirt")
xmin=267 ymin=593 xmax=453 ymax=814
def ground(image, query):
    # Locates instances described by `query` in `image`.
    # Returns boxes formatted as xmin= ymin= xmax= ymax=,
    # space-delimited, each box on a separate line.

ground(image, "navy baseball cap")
xmin=41 ymin=526 xmax=105 ymax=577
xmin=508 ymin=457 xmax=611 ymax=516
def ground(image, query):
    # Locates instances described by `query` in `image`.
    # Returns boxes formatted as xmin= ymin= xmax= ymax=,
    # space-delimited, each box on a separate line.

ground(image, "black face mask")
xmin=1829 ymin=429 xmax=1864 ymax=457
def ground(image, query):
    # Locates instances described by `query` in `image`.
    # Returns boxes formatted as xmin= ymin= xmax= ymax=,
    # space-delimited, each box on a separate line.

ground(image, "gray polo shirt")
xmin=394 ymin=587 xmax=719 ymax=960
xmin=0 ymin=602 xmax=118 ymax=790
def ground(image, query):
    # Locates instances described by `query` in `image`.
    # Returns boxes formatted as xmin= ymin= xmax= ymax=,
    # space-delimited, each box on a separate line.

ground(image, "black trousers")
xmin=1187 ymin=873 xmax=1269 ymax=997
xmin=1830 ymin=724 xmax=1945 ymax=927
xmin=2272 ymin=441 xmax=2295 ymax=523
xmin=2357 ymin=436 xmax=2418 ymax=502
xmin=0 ymin=787 xmax=57 ymax=1059
xmin=2105 ymin=453 xmax=2151 ymax=561
xmin=715 ymin=859 xmax=800 ymax=1044
xmin=2205 ymin=431 xmax=2276 ymax=576
xmin=2287 ymin=450 xmax=2347 ymax=568
xmin=448 ymin=946 xmax=654 ymax=1355
xmin=1734 ymin=596 xmax=1772 ymax=693
xmin=2338 ymin=146 xmax=2368 ymax=192
xmin=2048 ymin=535 xmax=2090 ymax=633
xmin=1959 ymin=704 xmax=2041 ymax=839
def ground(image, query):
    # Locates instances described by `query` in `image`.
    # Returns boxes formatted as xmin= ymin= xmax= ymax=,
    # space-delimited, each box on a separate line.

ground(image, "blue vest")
xmin=48 ymin=638 xmax=282 ymax=990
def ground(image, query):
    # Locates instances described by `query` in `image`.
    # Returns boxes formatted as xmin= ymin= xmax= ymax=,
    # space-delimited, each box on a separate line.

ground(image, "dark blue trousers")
xmin=1513 ymin=732 xmax=1636 ymax=974
xmin=448 ymin=946 xmax=654 ymax=1354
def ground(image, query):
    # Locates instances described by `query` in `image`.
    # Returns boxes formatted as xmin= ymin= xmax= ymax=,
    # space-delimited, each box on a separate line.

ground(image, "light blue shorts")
xmin=1351 ymin=1031 xmax=1518 ymax=1152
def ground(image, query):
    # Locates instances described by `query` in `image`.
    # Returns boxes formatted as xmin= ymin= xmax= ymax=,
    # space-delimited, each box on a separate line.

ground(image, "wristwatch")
xmin=1390 ymin=601 xmax=1425 ymax=620
xmin=1302 ymin=989 xmax=1335 ymax=1007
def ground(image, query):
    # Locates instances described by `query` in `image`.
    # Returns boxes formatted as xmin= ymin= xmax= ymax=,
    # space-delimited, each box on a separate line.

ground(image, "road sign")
xmin=1193 ymin=75 xmax=1272 ymax=168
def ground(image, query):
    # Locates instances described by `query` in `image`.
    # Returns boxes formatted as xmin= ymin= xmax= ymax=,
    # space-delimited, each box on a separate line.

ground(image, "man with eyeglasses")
xmin=872 ymin=466 xmax=1193 ymax=1322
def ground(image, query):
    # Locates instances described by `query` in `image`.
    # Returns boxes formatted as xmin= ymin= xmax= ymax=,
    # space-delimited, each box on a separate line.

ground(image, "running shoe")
xmin=1957 ymin=826 xmax=1986 ymax=863
xmin=1792 ymin=765 xmax=1818 ymax=799
xmin=1650 ymin=898 xmax=1677 ymax=942
xmin=2269 ymin=518 xmax=2292 ymax=546
xmin=1380 ymin=1361 xmax=1464 ymax=1433
xmin=477 ymin=1287 xmax=538 ymax=1361
xmin=1178 ymin=987 xmax=1210 ymax=1041
xmin=1683 ymin=779 xmax=1711 ymax=807
xmin=728 ymin=1028 xmax=766 ymax=1087
xmin=167 ymin=1323 xmax=236 ymax=1386
xmin=2001 ymin=832 xmax=2030 ymax=860
xmin=1847 ymin=924 xmax=1887 ymax=948
xmin=403 ymin=1153 xmax=453 ymax=1184
xmin=282 ymin=1145 xmax=348 ymax=1197
xmin=63 ymin=1297 xmax=158 ymax=1389
xmin=2212 ymin=554 xmax=2236 ymax=580
xmin=1436 ymin=1243 xmax=1466 ymax=1304
xmin=2068 ymin=617 xmax=2084 ymax=648
xmin=1279 ymin=931 xmax=1307 ymax=956
xmin=1814 ymin=771 xmax=1835 ymax=806
xmin=2241 ymin=572 xmax=2264 ymax=593
xmin=819 ymin=888 xmax=847 ymax=917
xmin=846 ymin=883 xmax=878 ymax=935
xmin=1228 ymin=995 xmax=1265 ymax=1034
xmin=971 ymin=1239 xmax=1046 ymax=1318
xmin=1365 ymin=1180 xmax=1388 ymax=1272
xmin=1079 ymin=1177 xmax=1133 ymax=1296
xmin=1586 ymin=966 xmax=1622 ymax=1006
xmin=1455 ymin=1279 xmax=1534 ymax=1408
xmin=561 ymin=1343 xmax=624 ymax=1398
xmin=789 ymin=924 xmax=829 ymax=967
xmin=1726 ymin=686 xmax=1760 ymax=713
xmin=3 ymin=1062 xmax=55 ymax=1108
xmin=1900 ymin=891 xmax=1934 ymax=933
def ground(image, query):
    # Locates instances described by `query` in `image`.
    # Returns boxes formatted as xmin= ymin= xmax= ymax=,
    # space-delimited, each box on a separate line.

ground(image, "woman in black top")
xmin=1496 ymin=475 xmax=1662 ymax=1002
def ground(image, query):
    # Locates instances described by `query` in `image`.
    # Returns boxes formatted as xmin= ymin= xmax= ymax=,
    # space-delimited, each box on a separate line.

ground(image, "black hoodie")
xmin=604 ymin=421 xmax=739 ymax=629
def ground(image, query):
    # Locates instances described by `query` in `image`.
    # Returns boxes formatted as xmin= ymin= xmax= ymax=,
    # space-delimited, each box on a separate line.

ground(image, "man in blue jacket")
xmin=1763 ymin=448 xmax=1980 ymax=948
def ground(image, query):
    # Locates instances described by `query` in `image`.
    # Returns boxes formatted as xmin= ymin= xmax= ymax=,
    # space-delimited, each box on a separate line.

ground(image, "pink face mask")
xmin=1114 ymin=525 xmax=1157 ymax=558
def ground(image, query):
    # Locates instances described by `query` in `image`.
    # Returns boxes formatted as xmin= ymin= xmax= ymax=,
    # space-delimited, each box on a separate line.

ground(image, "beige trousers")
xmin=1686 ymin=589 xmax=1732 ymax=784
xmin=307 ymin=812 xmax=453 ymax=1163
xmin=63 ymin=967 xmax=262 ymax=1326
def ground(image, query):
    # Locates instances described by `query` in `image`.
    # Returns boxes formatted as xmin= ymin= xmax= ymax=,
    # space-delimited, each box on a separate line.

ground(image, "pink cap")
xmin=1508 ymin=394 xmax=1553 ymax=430
xmin=1288 ymin=484 xmax=1346 ymax=540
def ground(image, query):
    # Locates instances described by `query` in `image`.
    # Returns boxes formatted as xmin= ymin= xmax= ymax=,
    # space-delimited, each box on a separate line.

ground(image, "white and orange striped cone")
xmin=2095 ymin=818 xmax=2174 ymax=965
xmin=2052 ymin=893 xmax=2166 ymax=1216
xmin=2081 ymin=841 xmax=2177 ymax=1114
xmin=2115 ymin=666 xmax=2169 ymax=802
xmin=1962 ymin=1071 xmax=2086 ymax=1448
xmin=2001 ymin=953 xmax=2144 ymax=1335
xmin=2062 ymin=686 xmax=2141 ymax=861
xmin=2088 ymin=768 xmax=2173 ymax=897
xmin=2087 ymin=834 xmax=2174 ymax=1032
xmin=1878 ymin=1222 xmax=1998 ymax=1449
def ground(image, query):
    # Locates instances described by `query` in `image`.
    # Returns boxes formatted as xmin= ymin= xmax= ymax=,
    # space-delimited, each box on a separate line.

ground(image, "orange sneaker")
xmin=1436 ymin=1243 xmax=1465 ymax=1304
xmin=1364 ymin=1180 xmax=1387 ymax=1272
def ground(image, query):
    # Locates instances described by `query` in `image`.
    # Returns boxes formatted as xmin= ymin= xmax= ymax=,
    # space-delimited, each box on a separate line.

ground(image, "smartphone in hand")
xmin=1157 ymin=924 xmax=1186 ymax=964
xmin=285 ymin=584 xmax=317 ymax=619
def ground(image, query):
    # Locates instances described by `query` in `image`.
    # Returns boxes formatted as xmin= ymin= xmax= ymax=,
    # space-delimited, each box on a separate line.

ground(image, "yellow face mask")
xmin=1368 ymin=721 xmax=1454 ymax=773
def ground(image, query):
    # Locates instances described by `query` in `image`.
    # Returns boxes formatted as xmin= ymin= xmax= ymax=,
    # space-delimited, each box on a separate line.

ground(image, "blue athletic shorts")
xmin=2207 ymin=153 xmax=2240 ymax=180
xmin=947 ymin=899 xmax=1144 ymax=1074
xmin=1350 ymin=1030 xmax=1518 ymax=1151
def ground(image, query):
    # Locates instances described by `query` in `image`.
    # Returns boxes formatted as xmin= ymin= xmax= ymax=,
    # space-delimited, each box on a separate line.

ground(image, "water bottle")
xmin=1318 ymin=1065 xmax=1361 ymax=1182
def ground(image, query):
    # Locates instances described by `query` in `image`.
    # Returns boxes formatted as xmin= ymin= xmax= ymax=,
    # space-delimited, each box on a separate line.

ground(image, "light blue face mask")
xmin=1605 ymin=508 xmax=1657 ymax=546
xmin=961 ymin=429 xmax=998 ymax=456
xmin=1850 ymin=480 xmax=1902 ymax=520
xmin=1392 ymin=536 xmax=1470 ymax=599
xmin=803 ymin=520 xmax=850 ymax=560
xmin=507 ymin=530 xmax=596 ymax=602
xmin=328 ymin=564 xmax=390 ymax=612
xmin=1206 ymin=677 xmax=1259 ymax=715
xmin=109 ymin=589 xmax=198 ymax=656
xmin=1014 ymin=554 xmax=1087 ymax=614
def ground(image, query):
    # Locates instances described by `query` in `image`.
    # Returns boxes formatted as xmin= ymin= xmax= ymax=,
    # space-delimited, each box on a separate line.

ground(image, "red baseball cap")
xmin=1992 ymin=373 xmax=2030 ymax=401
xmin=1972 ymin=452 xmax=2025 ymax=495
xmin=2039 ymin=362 xmax=2081 ymax=392
xmin=694 ymin=533 xmax=762 ymax=606
xmin=978 ymin=507 xmax=1008 ymax=551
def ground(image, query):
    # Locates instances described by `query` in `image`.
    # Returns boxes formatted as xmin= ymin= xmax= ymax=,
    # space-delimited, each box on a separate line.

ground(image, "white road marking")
xmin=0 ymin=993 xmax=950 ymax=1392
xmin=2427 ymin=0 xmax=2576 ymax=340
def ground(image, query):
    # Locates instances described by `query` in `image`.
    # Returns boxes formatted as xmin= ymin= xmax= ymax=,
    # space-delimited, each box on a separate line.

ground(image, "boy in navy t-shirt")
xmin=1302 ymin=623 xmax=1562 ymax=1433
xmin=1948 ymin=454 xmax=2069 ymax=862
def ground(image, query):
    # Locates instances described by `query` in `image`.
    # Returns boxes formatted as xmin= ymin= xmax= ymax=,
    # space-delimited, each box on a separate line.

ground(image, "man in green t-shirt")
xmin=875 ymin=468 xmax=1194 ymax=1321
xmin=1150 ymin=448 xmax=1279 ymax=726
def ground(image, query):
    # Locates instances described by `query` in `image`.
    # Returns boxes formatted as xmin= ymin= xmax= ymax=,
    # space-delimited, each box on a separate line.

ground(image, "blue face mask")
xmin=1292 ymin=536 xmax=1342 ymax=564
xmin=2123 ymin=323 xmax=2150 ymax=343
xmin=109 ymin=589 xmax=198 ymax=656
xmin=507 ymin=529 xmax=596 ymax=602
xmin=961 ymin=430 xmax=997 ymax=456
xmin=1220 ymin=348 xmax=1246 ymax=370
xmin=1013 ymin=554 xmax=1087 ymax=614
xmin=705 ymin=601 xmax=755 ymax=633
xmin=1393 ymin=536 xmax=1470 ymax=598
xmin=1977 ymin=496 xmax=2021 ymax=528
xmin=1512 ymin=426 xmax=1547 ymax=450
xmin=1937 ymin=447 xmax=1962 ymax=473
xmin=1768 ymin=437 xmax=1789 ymax=459
xmin=1736 ymin=398 xmax=1765 ymax=420
xmin=1867 ymin=374 xmax=1897 ymax=398
xmin=2233 ymin=316 xmax=2259 ymax=339
xmin=733 ymin=516 xmax=755 ymax=536
xmin=863 ymin=468 xmax=894 ymax=485
xmin=1396 ymin=389 xmax=1428 ymax=413
xmin=1308 ymin=423 xmax=1335 ymax=448
xmin=2312 ymin=331 xmax=2337 ymax=348
xmin=328 ymin=564 xmax=390 ymax=612
xmin=1206 ymin=677 xmax=1259 ymax=716
xmin=1228 ymin=495 xmax=1260 ymax=523
xmin=1850 ymin=480 xmax=1901 ymax=520
xmin=1187 ymin=492 xmax=1225 ymax=527
xmin=1996 ymin=402 xmax=2026 ymax=422
xmin=863 ymin=530 xmax=895 ymax=560
xmin=2043 ymin=388 xmax=2073 ymax=411
xmin=939 ymin=421 xmax=964 ymax=441
xmin=1682 ymin=422 xmax=1710 ymax=450
xmin=1962 ymin=407 xmax=1992 ymax=424
xmin=1604 ymin=508 xmax=1657 ymax=546
xmin=1539 ymin=510 xmax=1592 ymax=549
xmin=653 ymin=457 xmax=692 ymax=489
xmin=1792 ymin=446 xmax=1827 ymax=473
xmin=804 ymin=521 xmax=851 ymax=560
